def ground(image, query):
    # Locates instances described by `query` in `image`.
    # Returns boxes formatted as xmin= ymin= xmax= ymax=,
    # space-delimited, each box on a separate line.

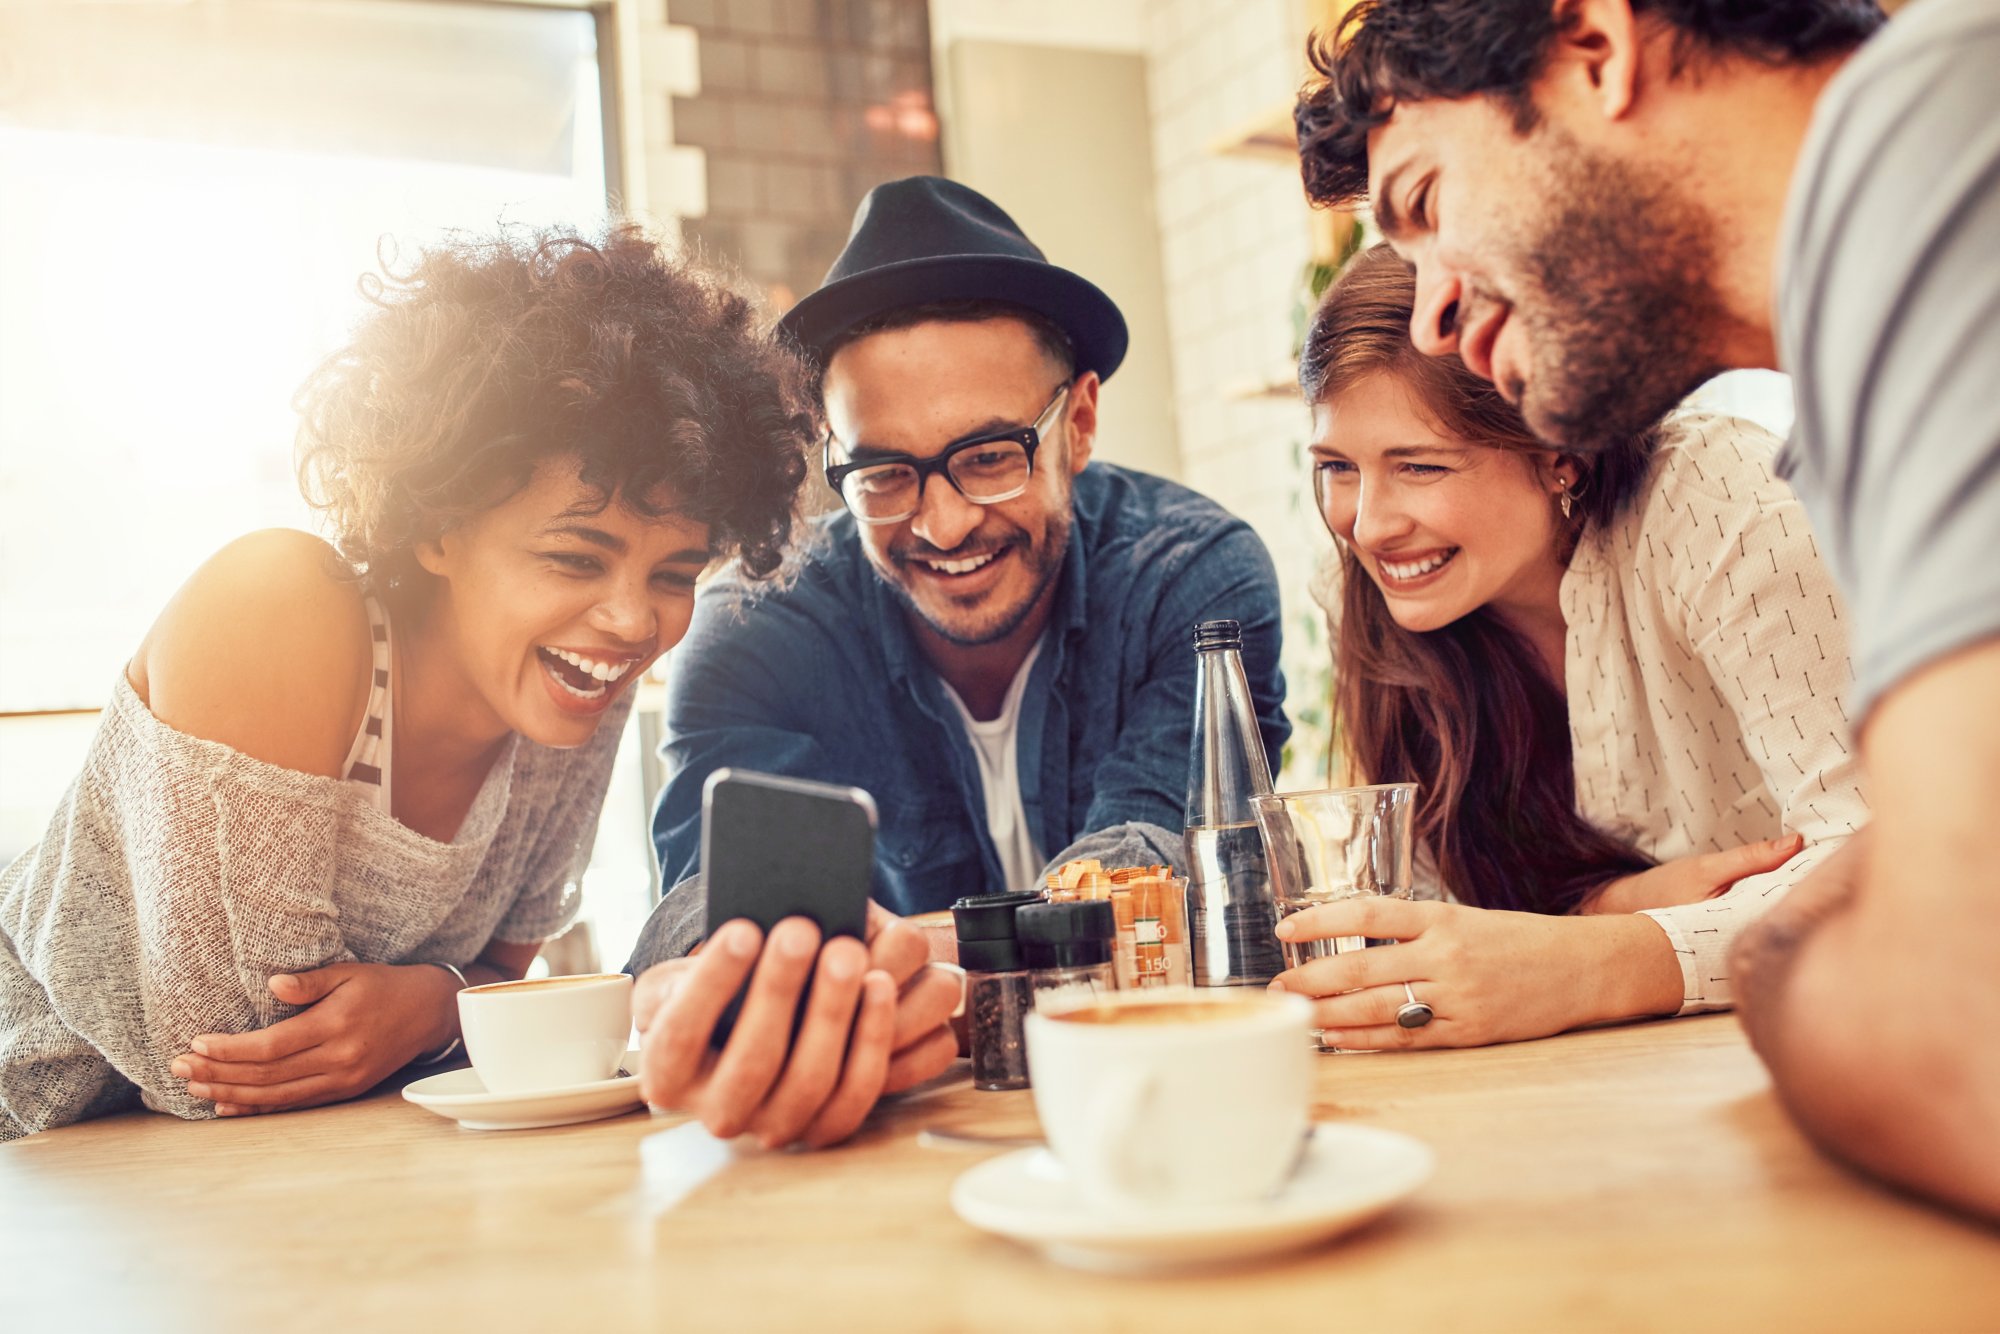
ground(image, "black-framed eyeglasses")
xmin=823 ymin=382 xmax=1071 ymax=525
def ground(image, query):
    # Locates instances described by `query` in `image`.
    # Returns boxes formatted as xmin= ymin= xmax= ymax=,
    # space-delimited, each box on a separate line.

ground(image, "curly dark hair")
xmin=1296 ymin=0 xmax=1885 ymax=208
xmin=296 ymin=223 xmax=812 ymax=587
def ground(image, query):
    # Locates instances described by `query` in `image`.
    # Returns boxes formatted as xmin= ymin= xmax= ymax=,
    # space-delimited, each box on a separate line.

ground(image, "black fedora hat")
xmin=776 ymin=176 xmax=1128 ymax=381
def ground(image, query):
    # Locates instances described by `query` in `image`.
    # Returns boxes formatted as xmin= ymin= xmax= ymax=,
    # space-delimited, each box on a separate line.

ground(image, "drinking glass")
xmin=1251 ymin=783 xmax=1418 ymax=970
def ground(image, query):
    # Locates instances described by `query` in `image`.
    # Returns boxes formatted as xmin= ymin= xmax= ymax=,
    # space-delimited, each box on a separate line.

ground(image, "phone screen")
xmin=700 ymin=768 xmax=875 ymax=1046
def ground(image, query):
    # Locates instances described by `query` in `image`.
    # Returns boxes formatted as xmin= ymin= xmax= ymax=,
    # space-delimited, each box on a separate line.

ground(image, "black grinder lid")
xmin=1015 ymin=899 xmax=1115 ymax=969
xmin=952 ymin=890 xmax=1043 ymax=973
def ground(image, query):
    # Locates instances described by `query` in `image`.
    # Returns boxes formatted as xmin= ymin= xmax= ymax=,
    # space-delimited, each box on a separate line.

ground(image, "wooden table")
xmin=4 ymin=1014 xmax=1996 ymax=1332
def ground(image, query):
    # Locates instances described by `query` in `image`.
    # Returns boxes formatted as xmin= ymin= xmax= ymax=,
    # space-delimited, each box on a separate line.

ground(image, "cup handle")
xmin=1082 ymin=1066 xmax=1158 ymax=1204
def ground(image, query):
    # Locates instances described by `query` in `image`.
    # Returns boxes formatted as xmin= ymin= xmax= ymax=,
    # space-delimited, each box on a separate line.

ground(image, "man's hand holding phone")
xmin=633 ymin=902 xmax=960 ymax=1149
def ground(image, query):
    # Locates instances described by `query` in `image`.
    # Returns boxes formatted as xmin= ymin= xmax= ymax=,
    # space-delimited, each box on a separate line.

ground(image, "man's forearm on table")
xmin=1731 ymin=833 xmax=1867 ymax=1051
xmin=1734 ymin=848 xmax=2000 ymax=1221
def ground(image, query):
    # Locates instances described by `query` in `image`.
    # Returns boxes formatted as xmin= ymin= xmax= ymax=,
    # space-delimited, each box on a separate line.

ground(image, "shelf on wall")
xmin=1207 ymin=104 xmax=1298 ymax=165
xmin=1206 ymin=106 xmax=1368 ymax=268
xmin=1222 ymin=362 xmax=1304 ymax=402
xmin=1208 ymin=0 xmax=1356 ymax=162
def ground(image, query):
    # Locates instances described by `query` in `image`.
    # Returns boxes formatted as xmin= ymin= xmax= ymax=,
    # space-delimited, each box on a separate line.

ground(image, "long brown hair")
xmin=1300 ymin=245 xmax=1654 ymax=914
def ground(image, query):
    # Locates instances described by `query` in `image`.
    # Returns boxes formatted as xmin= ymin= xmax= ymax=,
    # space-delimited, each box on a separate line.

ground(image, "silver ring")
xmin=928 ymin=961 xmax=969 ymax=1020
xmin=1395 ymin=981 xmax=1434 ymax=1029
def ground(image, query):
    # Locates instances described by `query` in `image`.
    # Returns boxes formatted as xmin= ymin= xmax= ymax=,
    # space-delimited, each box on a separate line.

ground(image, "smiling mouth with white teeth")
xmin=1377 ymin=548 xmax=1460 ymax=584
xmin=913 ymin=547 xmax=1003 ymax=577
xmin=536 ymin=645 xmax=642 ymax=700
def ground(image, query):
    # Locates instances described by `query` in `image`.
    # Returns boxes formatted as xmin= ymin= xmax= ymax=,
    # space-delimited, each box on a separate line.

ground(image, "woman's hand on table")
xmin=1270 ymin=897 xmax=1684 ymax=1049
xmin=168 ymin=962 xmax=459 ymax=1116
xmin=1579 ymin=834 xmax=1804 ymax=916
xmin=633 ymin=903 xmax=960 ymax=1150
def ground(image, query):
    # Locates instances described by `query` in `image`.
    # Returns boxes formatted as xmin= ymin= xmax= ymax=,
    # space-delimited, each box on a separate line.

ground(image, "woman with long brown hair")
xmin=1272 ymin=245 xmax=1868 ymax=1049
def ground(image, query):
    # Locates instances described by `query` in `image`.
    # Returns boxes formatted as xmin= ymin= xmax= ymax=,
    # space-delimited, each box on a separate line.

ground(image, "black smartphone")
xmin=699 ymin=768 xmax=876 ymax=1048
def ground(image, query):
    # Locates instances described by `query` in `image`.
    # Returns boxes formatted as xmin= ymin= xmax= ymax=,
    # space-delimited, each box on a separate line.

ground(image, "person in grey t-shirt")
xmin=1290 ymin=0 xmax=1999 ymax=1220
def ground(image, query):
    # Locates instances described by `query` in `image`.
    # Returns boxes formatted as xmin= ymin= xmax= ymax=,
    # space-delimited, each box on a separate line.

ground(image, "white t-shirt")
xmin=942 ymin=638 xmax=1047 ymax=895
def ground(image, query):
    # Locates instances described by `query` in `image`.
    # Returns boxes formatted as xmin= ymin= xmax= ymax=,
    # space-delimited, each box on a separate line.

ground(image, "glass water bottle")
xmin=1183 ymin=619 xmax=1285 ymax=986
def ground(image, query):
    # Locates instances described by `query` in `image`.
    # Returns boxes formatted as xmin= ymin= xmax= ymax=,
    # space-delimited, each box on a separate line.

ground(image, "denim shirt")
xmin=629 ymin=463 xmax=1288 ymax=968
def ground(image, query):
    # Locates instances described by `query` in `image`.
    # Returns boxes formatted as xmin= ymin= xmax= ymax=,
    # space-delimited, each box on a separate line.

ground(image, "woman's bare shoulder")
xmin=130 ymin=530 xmax=374 ymax=778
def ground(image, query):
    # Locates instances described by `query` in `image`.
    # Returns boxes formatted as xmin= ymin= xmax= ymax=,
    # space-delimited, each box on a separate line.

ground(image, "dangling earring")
xmin=1557 ymin=479 xmax=1574 ymax=520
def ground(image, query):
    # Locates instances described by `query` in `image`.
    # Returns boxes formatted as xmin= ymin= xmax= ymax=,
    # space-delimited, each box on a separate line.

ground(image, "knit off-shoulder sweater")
xmin=0 ymin=676 xmax=628 ymax=1139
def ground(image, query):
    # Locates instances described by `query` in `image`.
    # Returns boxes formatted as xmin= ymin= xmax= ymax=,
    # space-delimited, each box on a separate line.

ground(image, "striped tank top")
xmin=338 ymin=594 xmax=394 ymax=815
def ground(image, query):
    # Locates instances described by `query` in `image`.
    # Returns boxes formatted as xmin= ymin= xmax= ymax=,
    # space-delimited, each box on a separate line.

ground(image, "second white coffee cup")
xmin=456 ymin=972 xmax=634 ymax=1095
xmin=1024 ymin=986 xmax=1314 ymax=1210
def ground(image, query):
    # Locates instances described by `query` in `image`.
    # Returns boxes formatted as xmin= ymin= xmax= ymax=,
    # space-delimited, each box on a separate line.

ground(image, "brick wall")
xmin=663 ymin=0 xmax=943 ymax=307
xmin=642 ymin=0 xmax=1338 ymax=777
xmin=1144 ymin=0 xmax=1336 ymax=782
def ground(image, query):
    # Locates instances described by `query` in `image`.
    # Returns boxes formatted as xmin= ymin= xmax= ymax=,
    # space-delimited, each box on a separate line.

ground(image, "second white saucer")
xmin=403 ymin=1051 xmax=644 ymax=1131
xmin=950 ymin=1120 xmax=1433 ymax=1273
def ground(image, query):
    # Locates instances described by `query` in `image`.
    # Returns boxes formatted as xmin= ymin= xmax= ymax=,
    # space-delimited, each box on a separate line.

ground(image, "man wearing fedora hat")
xmin=626 ymin=177 xmax=1288 ymax=1148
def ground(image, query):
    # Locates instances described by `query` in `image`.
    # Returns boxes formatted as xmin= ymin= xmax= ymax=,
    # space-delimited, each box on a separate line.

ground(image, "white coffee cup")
xmin=456 ymin=972 xmax=634 ymax=1095
xmin=1024 ymin=986 xmax=1314 ymax=1210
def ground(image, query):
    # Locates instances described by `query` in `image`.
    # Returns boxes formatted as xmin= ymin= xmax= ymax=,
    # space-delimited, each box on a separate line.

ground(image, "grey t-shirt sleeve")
xmin=1776 ymin=0 xmax=2000 ymax=718
xmin=624 ymin=874 xmax=707 ymax=973
xmin=1041 ymin=821 xmax=1186 ymax=884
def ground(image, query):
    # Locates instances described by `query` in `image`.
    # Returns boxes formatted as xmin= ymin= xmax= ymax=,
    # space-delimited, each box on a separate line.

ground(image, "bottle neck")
xmin=1187 ymin=644 xmax=1273 ymax=825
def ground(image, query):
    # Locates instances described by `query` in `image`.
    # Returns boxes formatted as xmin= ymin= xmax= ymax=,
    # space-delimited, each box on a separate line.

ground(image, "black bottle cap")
xmin=958 ymin=936 xmax=1026 ymax=972
xmin=1015 ymin=899 xmax=1115 ymax=969
xmin=952 ymin=890 xmax=1043 ymax=945
xmin=1192 ymin=619 xmax=1242 ymax=651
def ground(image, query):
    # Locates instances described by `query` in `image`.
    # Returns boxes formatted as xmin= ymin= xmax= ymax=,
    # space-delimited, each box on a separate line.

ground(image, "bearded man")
xmin=1295 ymin=0 xmax=1999 ymax=1220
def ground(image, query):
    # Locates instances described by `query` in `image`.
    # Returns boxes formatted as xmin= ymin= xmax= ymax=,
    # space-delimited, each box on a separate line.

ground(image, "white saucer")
xmin=402 ymin=1051 xmax=645 ymax=1131
xmin=950 ymin=1121 xmax=1432 ymax=1273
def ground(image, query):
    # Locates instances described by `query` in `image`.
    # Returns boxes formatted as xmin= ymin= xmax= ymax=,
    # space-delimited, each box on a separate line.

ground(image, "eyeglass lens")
xmin=840 ymin=440 xmax=1031 ymax=519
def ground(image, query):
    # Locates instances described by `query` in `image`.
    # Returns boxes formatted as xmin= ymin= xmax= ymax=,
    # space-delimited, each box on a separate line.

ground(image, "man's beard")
xmin=1500 ymin=140 xmax=1732 ymax=451
xmin=881 ymin=507 xmax=1073 ymax=648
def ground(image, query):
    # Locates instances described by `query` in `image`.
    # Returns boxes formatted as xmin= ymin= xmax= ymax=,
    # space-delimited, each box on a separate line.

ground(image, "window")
xmin=0 ymin=2 xmax=660 ymax=970
xmin=0 ymin=0 xmax=610 ymax=713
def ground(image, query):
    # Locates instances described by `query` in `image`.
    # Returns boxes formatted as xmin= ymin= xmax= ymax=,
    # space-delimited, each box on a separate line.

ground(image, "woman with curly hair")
xmin=1272 ymin=246 xmax=1869 ymax=1049
xmin=0 ymin=224 xmax=812 ymax=1137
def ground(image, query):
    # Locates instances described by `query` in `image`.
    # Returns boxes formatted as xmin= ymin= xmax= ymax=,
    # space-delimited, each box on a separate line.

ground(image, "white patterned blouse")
xmin=1564 ymin=410 xmax=1869 ymax=1013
